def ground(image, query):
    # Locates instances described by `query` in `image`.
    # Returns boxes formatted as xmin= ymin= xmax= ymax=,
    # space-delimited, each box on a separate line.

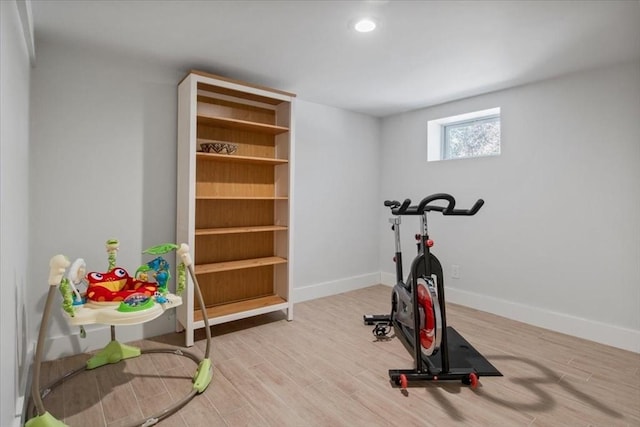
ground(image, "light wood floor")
xmin=33 ymin=285 xmax=639 ymax=426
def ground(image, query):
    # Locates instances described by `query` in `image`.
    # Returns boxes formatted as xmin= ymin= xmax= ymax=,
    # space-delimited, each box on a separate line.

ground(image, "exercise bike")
xmin=364 ymin=193 xmax=501 ymax=389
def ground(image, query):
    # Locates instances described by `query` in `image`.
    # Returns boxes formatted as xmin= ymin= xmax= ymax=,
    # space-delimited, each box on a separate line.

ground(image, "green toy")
xmin=58 ymin=277 xmax=75 ymax=318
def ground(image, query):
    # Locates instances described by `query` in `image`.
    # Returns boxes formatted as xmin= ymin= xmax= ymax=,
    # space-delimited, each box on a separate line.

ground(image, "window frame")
xmin=427 ymin=107 xmax=501 ymax=162
xmin=441 ymin=114 xmax=501 ymax=160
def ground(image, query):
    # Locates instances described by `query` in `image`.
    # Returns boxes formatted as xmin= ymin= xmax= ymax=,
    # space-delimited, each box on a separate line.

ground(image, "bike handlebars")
xmin=384 ymin=193 xmax=484 ymax=216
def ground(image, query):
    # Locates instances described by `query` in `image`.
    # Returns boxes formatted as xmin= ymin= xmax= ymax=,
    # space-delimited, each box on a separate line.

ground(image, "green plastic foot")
xmin=193 ymin=359 xmax=212 ymax=393
xmin=86 ymin=340 xmax=140 ymax=370
xmin=25 ymin=411 xmax=68 ymax=427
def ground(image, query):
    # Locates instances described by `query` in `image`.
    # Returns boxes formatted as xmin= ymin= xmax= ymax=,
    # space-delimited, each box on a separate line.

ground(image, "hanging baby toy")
xmin=133 ymin=243 xmax=187 ymax=303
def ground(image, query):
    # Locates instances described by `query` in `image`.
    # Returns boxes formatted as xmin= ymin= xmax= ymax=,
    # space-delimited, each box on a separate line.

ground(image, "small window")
xmin=428 ymin=108 xmax=501 ymax=161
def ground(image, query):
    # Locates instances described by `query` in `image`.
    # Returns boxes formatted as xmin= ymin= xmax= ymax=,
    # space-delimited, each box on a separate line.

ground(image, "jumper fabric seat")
xmin=86 ymin=266 xmax=157 ymax=302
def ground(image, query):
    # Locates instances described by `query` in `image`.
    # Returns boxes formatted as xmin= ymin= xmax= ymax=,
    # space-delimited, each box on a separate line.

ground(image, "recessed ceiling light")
xmin=354 ymin=18 xmax=376 ymax=33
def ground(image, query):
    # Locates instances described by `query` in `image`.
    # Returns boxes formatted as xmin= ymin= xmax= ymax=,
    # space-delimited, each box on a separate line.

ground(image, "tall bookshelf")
xmin=176 ymin=70 xmax=295 ymax=346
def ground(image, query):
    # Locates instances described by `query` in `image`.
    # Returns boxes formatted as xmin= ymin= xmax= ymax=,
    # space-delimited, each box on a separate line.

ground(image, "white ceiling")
xmin=31 ymin=0 xmax=640 ymax=117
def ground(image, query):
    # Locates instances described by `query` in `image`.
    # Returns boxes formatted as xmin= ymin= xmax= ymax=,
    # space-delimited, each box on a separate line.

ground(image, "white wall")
xmin=26 ymin=23 xmax=638 ymax=381
xmin=29 ymin=39 xmax=183 ymax=360
xmin=379 ymin=60 xmax=640 ymax=352
xmin=1 ymin=1 xmax=33 ymax=425
xmin=28 ymin=40 xmax=383 ymax=360
xmin=293 ymin=100 xmax=381 ymax=301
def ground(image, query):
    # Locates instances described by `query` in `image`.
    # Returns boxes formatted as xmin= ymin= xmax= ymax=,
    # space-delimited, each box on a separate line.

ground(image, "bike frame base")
xmin=391 ymin=324 xmax=502 ymax=386
xmin=389 ymin=369 xmax=477 ymax=383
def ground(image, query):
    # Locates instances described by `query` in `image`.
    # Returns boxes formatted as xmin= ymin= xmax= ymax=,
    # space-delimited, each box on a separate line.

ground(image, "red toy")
xmin=86 ymin=267 xmax=157 ymax=302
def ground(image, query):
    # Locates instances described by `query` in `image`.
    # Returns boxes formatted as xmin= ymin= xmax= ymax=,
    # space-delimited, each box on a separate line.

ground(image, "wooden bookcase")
xmin=176 ymin=70 xmax=295 ymax=346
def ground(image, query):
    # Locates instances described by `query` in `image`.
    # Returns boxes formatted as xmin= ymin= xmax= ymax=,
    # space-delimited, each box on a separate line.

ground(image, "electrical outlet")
xmin=451 ymin=264 xmax=460 ymax=279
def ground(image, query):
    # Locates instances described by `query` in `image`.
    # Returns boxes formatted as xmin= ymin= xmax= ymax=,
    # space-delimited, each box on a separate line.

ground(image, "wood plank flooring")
xmin=32 ymin=285 xmax=639 ymax=426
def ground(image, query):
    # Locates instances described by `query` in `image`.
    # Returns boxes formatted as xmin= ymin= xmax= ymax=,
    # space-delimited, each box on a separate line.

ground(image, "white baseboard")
xmin=43 ymin=317 xmax=175 ymax=361
xmin=445 ymin=286 xmax=640 ymax=353
xmin=293 ymin=272 xmax=380 ymax=303
xmin=380 ymin=272 xmax=395 ymax=287
xmin=15 ymin=340 xmax=35 ymax=427
xmin=42 ymin=275 xmax=639 ymax=361
xmin=14 ymin=397 xmax=25 ymax=427
xmin=379 ymin=271 xmax=638 ymax=353
xmin=44 ymin=327 xmax=116 ymax=361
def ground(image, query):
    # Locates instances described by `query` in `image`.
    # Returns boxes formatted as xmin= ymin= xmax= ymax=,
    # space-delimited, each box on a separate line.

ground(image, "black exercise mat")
xmin=424 ymin=326 xmax=502 ymax=376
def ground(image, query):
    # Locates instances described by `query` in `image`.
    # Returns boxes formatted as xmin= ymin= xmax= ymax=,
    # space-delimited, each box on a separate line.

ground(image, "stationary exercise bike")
xmin=364 ymin=193 xmax=501 ymax=389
